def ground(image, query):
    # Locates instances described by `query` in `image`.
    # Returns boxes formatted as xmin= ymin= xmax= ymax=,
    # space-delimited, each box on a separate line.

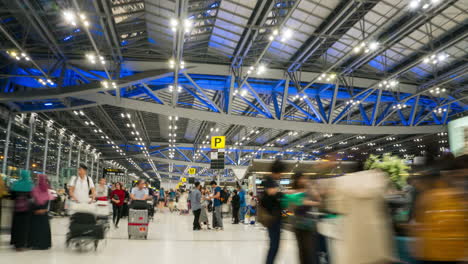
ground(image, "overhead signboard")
xmin=210 ymin=150 xmax=225 ymax=170
xmin=181 ymin=177 xmax=187 ymax=182
xmin=188 ymin=168 xmax=196 ymax=175
xmin=211 ymin=136 xmax=225 ymax=149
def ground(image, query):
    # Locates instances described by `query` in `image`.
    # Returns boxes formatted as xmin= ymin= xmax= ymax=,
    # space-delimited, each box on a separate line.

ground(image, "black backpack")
xmin=220 ymin=190 xmax=230 ymax=204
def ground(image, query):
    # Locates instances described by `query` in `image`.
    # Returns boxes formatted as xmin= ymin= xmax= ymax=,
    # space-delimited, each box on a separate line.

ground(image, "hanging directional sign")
xmin=181 ymin=177 xmax=187 ymax=183
xmin=211 ymin=136 xmax=225 ymax=149
xmin=188 ymin=168 xmax=196 ymax=175
xmin=210 ymin=149 xmax=225 ymax=169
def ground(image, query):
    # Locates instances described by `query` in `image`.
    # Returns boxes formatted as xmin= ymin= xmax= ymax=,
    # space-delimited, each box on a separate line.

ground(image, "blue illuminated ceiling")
xmin=0 ymin=0 xmax=466 ymax=179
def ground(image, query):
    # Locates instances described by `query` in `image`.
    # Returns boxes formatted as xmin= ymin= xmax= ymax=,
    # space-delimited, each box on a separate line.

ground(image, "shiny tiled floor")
xmin=0 ymin=209 xmax=298 ymax=263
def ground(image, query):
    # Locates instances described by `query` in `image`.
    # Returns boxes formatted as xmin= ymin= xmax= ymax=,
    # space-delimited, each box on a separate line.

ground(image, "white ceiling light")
xmin=378 ymin=79 xmax=399 ymax=89
xmin=63 ymin=10 xmax=77 ymax=26
xmin=183 ymin=19 xmax=192 ymax=33
xmin=280 ymin=28 xmax=293 ymax=42
xmin=256 ymin=64 xmax=267 ymax=75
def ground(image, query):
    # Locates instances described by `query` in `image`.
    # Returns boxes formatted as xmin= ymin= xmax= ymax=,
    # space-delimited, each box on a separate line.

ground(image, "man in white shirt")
xmin=130 ymin=180 xmax=149 ymax=201
xmin=68 ymin=164 xmax=96 ymax=203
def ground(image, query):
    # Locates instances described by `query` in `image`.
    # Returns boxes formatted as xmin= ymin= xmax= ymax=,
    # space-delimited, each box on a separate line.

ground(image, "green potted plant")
xmin=364 ymin=154 xmax=410 ymax=189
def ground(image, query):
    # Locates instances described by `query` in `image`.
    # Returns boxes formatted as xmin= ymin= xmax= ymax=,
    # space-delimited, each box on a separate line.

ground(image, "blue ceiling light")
xmin=44 ymin=103 xmax=53 ymax=106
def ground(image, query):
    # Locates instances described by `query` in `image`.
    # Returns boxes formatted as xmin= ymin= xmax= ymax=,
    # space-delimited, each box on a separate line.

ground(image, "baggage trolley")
xmin=128 ymin=208 xmax=149 ymax=239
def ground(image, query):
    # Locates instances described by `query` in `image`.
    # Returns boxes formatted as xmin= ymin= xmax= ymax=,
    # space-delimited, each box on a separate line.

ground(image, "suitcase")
xmin=70 ymin=212 xmax=96 ymax=225
xmin=68 ymin=223 xmax=105 ymax=240
xmin=129 ymin=209 xmax=148 ymax=223
xmin=128 ymin=209 xmax=149 ymax=239
xmin=128 ymin=224 xmax=148 ymax=239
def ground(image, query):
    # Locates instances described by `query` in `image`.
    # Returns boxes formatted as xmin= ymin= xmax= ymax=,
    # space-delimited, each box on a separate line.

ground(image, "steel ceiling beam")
xmin=0 ymin=68 xmax=174 ymax=102
xmin=231 ymin=0 xmax=275 ymax=68
xmin=75 ymin=92 xmax=446 ymax=135
xmin=17 ymin=0 xmax=66 ymax=60
xmin=287 ymin=0 xmax=367 ymax=72
xmin=132 ymin=154 xmax=248 ymax=169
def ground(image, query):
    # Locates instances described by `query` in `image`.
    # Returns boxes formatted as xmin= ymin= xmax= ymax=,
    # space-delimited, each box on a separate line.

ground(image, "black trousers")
xmin=266 ymin=220 xmax=281 ymax=264
xmin=112 ymin=204 xmax=122 ymax=226
xmin=232 ymin=207 xmax=240 ymax=223
xmin=295 ymin=229 xmax=318 ymax=264
xmin=193 ymin=209 xmax=201 ymax=230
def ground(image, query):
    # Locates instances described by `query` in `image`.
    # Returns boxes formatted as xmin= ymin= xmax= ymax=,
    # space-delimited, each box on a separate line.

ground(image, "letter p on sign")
xmin=211 ymin=136 xmax=225 ymax=149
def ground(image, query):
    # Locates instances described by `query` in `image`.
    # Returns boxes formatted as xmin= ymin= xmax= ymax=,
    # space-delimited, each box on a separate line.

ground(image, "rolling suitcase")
xmin=128 ymin=209 xmax=149 ymax=239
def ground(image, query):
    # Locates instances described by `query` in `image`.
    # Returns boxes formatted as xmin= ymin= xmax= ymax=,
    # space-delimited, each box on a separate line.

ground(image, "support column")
xmin=84 ymin=144 xmax=90 ymax=166
xmin=95 ymin=153 xmax=101 ymax=181
xmin=90 ymin=149 xmax=95 ymax=182
xmin=252 ymin=174 xmax=257 ymax=196
xmin=68 ymin=134 xmax=76 ymax=167
xmin=55 ymin=128 xmax=66 ymax=187
xmin=76 ymin=140 xmax=83 ymax=168
xmin=25 ymin=113 xmax=37 ymax=170
xmin=43 ymin=120 xmax=54 ymax=173
xmin=2 ymin=114 xmax=14 ymax=175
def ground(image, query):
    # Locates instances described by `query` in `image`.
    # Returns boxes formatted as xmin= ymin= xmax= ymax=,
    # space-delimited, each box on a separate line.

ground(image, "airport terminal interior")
xmin=0 ymin=0 xmax=467 ymax=263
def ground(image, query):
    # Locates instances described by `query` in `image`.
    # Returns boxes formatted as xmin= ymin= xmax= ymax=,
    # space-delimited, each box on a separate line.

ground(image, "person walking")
xmin=158 ymin=188 xmax=165 ymax=210
xmin=238 ymin=186 xmax=247 ymax=224
xmin=29 ymin=174 xmax=52 ymax=250
xmin=210 ymin=181 xmax=223 ymax=230
xmin=110 ymin=182 xmax=125 ymax=228
xmin=190 ymin=182 xmax=202 ymax=230
xmin=68 ymin=164 xmax=95 ymax=204
xmin=329 ymin=164 xmax=394 ymax=264
xmin=287 ymin=172 xmax=321 ymax=264
xmin=10 ymin=170 xmax=34 ymax=250
xmin=130 ymin=180 xmax=149 ymax=201
xmin=178 ymin=189 xmax=189 ymax=215
xmin=95 ymin=177 xmax=109 ymax=201
xmin=168 ymin=189 xmax=176 ymax=212
xmin=260 ymin=160 xmax=286 ymax=264
xmin=231 ymin=190 xmax=240 ymax=224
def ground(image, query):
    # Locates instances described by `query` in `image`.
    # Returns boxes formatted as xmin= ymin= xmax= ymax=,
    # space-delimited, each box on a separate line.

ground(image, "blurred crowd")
xmin=258 ymin=153 xmax=468 ymax=264
xmin=1 ymin=151 xmax=466 ymax=263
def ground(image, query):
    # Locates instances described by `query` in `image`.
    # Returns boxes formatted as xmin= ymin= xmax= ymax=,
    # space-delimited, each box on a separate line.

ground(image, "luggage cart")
xmin=128 ymin=208 xmax=149 ymax=239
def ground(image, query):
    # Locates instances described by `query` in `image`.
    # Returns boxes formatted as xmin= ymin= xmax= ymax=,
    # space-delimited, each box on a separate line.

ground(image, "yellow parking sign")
xmin=211 ymin=136 xmax=225 ymax=149
xmin=188 ymin=168 xmax=196 ymax=175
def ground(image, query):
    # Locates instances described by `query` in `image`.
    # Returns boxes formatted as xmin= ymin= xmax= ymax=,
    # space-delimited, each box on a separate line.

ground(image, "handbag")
xmin=257 ymin=205 xmax=276 ymax=228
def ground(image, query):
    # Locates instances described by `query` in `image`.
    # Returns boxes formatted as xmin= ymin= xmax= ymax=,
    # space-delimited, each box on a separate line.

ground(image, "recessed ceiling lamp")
xmin=378 ymin=79 xmax=399 ymax=89
xmin=429 ymin=87 xmax=446 ymax=94
xmin=317 ymin=73 xmax=336 ymax=82
xmin=353 ymin=41 xmax=379 ymax=53
xmin=423 ymin=53 xmax=448 ymax=64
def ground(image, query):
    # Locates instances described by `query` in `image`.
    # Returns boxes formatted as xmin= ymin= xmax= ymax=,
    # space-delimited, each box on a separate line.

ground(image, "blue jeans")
xmin=239 ymin=206 xmax=246 ymax=222
xmin=266 ymin=220 xmax=281 ymax=264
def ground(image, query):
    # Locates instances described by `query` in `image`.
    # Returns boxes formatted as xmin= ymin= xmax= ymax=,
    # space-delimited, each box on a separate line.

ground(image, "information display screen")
xmin=448 ymin=116 xmax=468 ymax=157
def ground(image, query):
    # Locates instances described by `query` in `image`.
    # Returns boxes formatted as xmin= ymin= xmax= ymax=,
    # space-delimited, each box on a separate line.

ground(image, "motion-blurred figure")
xmin=29 ymin=174 xmax=52 ymax=250
xmin=111 ymin=182 xmax=125 ymax=228
xmin=411 ymin=155 xmax=468 ymax=264
xmin=259 ymin=160 xmax=286 ymax=264
xmin=287 ymin=172 xmax=321 ymax=264
xmin=231 ymin=190 xmax=240 ymax=224
xmin=10 ymin=170 xmax=34 ymax=250
xmin=329 ymin=166 xmax=394 ymax=264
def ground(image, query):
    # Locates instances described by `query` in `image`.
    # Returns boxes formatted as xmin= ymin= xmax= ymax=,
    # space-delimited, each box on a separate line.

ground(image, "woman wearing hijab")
xmin=10 ymin=170 xmax=34 ymax=250
xmin=29 ymin=174 xmax=52 ymax=249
